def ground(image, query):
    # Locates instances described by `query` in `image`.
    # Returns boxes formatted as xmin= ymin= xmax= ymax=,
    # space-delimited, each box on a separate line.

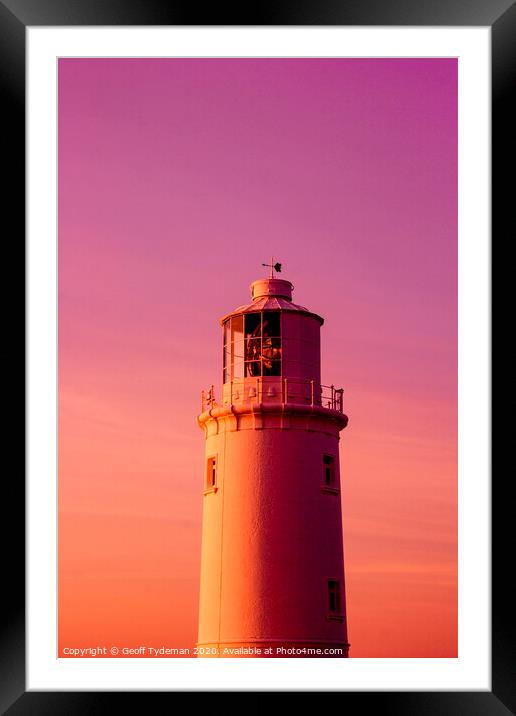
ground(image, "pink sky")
xmin=58 ymin=58 xmax=457 ymax=657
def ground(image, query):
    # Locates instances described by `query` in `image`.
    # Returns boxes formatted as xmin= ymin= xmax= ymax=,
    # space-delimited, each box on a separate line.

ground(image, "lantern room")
xmin=218 ymin=277 xmax=327 ymax=409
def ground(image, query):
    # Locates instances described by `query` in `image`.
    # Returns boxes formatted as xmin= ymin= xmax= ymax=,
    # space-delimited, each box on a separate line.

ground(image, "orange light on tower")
xmin=196 ymin=264 xmax=350 ymax=658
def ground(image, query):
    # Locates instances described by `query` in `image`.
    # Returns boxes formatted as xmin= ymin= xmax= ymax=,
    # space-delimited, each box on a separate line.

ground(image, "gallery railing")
xmin=201 ymin=378 xmax=344 ymax=413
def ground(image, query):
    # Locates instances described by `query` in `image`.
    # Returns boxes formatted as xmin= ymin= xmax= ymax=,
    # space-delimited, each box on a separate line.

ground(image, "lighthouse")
xmin=196 ymin=265 xmax=349 ymax=658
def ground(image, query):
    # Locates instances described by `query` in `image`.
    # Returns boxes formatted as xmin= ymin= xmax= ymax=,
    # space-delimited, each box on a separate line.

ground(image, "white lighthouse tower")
xmin=196 ymin=264 xmax=349 ymax=657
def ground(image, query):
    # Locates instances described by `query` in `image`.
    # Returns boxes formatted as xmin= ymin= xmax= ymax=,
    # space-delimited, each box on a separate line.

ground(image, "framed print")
xmin=2 ymin=0 xmax=512 ymax=711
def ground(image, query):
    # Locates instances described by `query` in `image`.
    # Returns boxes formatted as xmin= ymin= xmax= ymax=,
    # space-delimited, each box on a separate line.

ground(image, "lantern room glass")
xmin=223 ymin=312 xmax=282 ymax=381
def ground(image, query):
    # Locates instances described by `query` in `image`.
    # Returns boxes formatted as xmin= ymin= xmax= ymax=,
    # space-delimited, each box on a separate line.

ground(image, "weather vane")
xmin=261 ymin=257 xmax=282 ymax=279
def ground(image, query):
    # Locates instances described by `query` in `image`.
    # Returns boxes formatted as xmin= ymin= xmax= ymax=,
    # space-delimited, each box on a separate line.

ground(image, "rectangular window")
xmin=206 ymin=456 xmax=217 ymax=489
xmin=224 ymin=311 xmax=283 ymax=381
xmin=323 ymin=454 xmax=335 ymax=486
xmin=244 ymin=312 xmax=261 ymax=338
xmin=262 ymin=311 xmax=280 ymax=337
xmin=231 ymin=314 xmax=244 ymax=343
xmin=245 ymin=360 xmax=261 ymax=377
xmin=262 ymin=359 xmax=281 ymax=376
xmin=246 ymin=337 xmax=261 ymax=363
xmin=233 ymin=354 xmax=244 ymax=378
xmin=328 ymin=579 xmax=341 ymax=615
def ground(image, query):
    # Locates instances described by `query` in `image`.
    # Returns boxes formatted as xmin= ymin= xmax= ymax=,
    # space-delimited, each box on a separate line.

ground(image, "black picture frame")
xmin=3 ymin=1 xmax=512 ymax=712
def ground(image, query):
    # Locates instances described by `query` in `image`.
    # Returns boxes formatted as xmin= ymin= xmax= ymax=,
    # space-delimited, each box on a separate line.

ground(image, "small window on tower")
xmin=328 ymin=579 xmax=341 ymax=615
xmin=323 ymin=454 xmax=335 ymax=486
xmin=206 ymin=456 xmax=217 ymax=491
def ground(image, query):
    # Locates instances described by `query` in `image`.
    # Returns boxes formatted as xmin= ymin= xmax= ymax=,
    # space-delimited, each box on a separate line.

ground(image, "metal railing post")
xmin=310 ymin=380 xmax=314 ymax=406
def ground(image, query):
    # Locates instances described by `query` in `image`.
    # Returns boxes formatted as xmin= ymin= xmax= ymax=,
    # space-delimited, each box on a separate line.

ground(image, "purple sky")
xmin=58 ymin=58 xmax=457 ymax=657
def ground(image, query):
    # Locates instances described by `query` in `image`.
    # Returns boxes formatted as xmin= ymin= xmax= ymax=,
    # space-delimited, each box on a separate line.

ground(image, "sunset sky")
xmin=58 ymin=58 xmax=457 ymax=657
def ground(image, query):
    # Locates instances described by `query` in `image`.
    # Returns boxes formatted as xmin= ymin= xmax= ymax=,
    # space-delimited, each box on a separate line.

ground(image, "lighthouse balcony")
xmin=201 ymin=377 xmax=344 ymax=413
